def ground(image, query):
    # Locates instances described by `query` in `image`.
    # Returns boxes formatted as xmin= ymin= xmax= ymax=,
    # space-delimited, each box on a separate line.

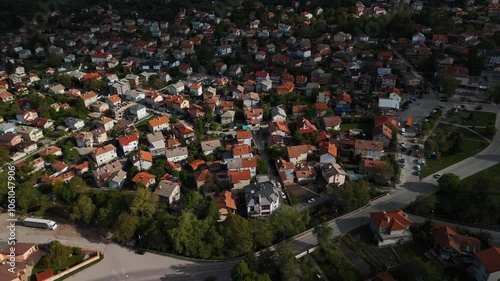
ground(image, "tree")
xmin=314 ymin=223 xmax=333 ymax=248
xmin=222 ymin=214 xmax=253 ymax=257
xmin=231 ymin=261 xmax=271 ymax=281
xmin=437 ymin=72 xmax=457 ymax=96
xmin=408 ymin=194 xmax=437 ymax=216
xmin=113 ymin=212 xmax=139 ymax=241
xmin=17 ymin=182 xmax=39 ymax=213
xmin=437 ymin=173 xmax=461 ymax=191
xmin=130 ymin=188 xmax=159 ymax=217
xmin=89 ymin=79 xmax=107 ymax=91
xmin=41 ymin=241 xmax=73 ymax=269
xmin=169 ymin=211 xmax=212 ymax=258
xmin=70 ymin=194 xmax=96 ymax=223
xmin=270 ymin=205 xmax=310 ymax=240
xmin=58 ymin=74 xmax=73 ymax=88
xmin=67 ymin=176 xmax=88 ymax=194
xmin=0 ymin=146 xmax=10 ymax=164
xmin=256 ymin=159 xmax=267 ymax=175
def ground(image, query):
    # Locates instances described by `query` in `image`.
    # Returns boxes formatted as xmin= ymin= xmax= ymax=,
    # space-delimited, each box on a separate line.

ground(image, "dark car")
xmin=401 ymin=147 xmax=407 ymax=152
xmin=135 ymin=249 xmax=146 ymax=255
xmin=475 ymin=105 xmax=483 ymax=110
xmin=407 ymin=149 xmax=412 ymax=156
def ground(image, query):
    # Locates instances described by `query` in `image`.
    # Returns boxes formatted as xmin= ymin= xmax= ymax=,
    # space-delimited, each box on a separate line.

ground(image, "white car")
xmin=400 ymin=142 xmax=405 ymax=147
xmin=308 ymin=198 xmax=316 ymax=204
xmin=415 ymin=165 xmax=421 ymax=171
xmin=434 ymin=173 xmax=442 ymax=179
xmin=280 ymin=192 xmax=286 ymax=199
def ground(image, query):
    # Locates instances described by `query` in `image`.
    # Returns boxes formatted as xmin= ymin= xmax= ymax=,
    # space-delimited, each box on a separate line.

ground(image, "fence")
xmin=37 ymin=250 xmax=101 ymax=281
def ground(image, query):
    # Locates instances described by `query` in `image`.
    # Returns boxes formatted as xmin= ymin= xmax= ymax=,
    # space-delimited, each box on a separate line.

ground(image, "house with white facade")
xmin=155 ymin=180 xmax=181 ymax=205
xmin=369 ymin=210 xmax=413 ymax=246
xmin=118 ymin=134 xmax=139 ymax=155
xmin=319 ymin=142 xmax=337 ymax=164
xmin=165 ymin=147 xmax=188 ymax=162
xmin=244 ymin=181 xmax=280 ymax=217
xmin=92 ymin=144 xmax=118 ymax=166
xmin=321 ymin=163 xmax=347 ymax=186
xmin=354 ymin=139 xmax=384 ymax=160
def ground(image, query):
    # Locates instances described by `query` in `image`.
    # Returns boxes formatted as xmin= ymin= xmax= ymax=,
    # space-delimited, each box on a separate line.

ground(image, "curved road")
xmin=11 ymin=113 xmax=500 ymax=281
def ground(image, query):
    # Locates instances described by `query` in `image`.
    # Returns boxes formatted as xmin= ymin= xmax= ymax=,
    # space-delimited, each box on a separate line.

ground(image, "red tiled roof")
xmin=370 ymin=210 xmax=412 ymax=231
xmin=434 ymin=225 xmax=481 ymax=254
xmin=475 ymin=247 xmax=500 ymax=273
xmin=118 ymin=134 xmax=139 ymax=146
xmin=132 ymin=172 xmax=156 ymax=186
xmin=319 ymin=142 xmax=337 ymax=157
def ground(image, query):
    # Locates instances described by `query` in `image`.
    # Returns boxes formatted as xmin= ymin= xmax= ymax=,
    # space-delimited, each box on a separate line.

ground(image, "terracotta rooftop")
xmin=370 ymin=210 xmax=412 ymax=231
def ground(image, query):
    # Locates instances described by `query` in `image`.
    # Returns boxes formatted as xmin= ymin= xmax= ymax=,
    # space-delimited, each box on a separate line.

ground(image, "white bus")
xmin=22 ymin=218 xmax=58 ymax=230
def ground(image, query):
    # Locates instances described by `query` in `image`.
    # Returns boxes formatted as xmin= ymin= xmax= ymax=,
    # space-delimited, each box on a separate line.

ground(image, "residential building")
xmin=319 ymin=142 xmax=337 ymax=163
xmin=297 ymin=117 xmax=317 ymax=134
xmin=244 ymin=181 xmax=280 ymax=217
xmin=335 ymin=92 xmax=352 ymax=113
xmin=372 ymin=124 xmax=393 ymax=148
xmin=200 ymin=139 xmax=222 ymax=155
xmin=433 ymin=225 xmax=481 ymax=260
xmin=374 ymin=115 xmax=399 ymax=131
xmin=147 ymin=132 xmax=166 ymax=156
xmin=109 ymin=170 xmax=127 ymax=189
xmin=226 ymin=157 xmax=257 ymax=177
xmin=132 ymin=150 xmax=153 ymax=171
xmin=295 ymin=166 xmax=317 ymax=183
xmin=129 ymin=104 xmax=148 ymax=120
xmin=92 ymin=128 xmax=108 ymax=144
xmin=228 ymin=170 xmax=252 ymax=191
xmin=91 ymin=101 xmax=109 ymax=113
xmin=354 ymin=139 xmax=384 ymax=160
xmin=92 ymin=144 xmax=118 ymax=166
xmin=369 ymin=210 xmax=413 ymax=246
xmin=271 ymin=106 xmax=287 ymax=122
xmin=94 ymin=117 xmax=115 ymax=131
xmin=287 ymin=145 xmax=315 ymax=165
xmin=118 ymin=134 xmax=139 ymax=154
xmin=321 ymin=163 xmax=347 ymax=186
xmin=216 ymin=191 xmax=237 ymax=221
xmin=0 ymin=123 xmax=16 ymax=135
xmin=132 ymin=172 xmax=156 ymax=188
xmin=189 ymin=83 xmax=203 ymax=96
xmin=80 ymin=91 xmax=98 ymax=107
xmin=236 ymin=131 xmax=253 ymax=146
xmin=75 ymin=132 xmax=94 ymax=148
xmin=155 ymin=180 xmax=181 ymax=205
xmin=268 ymin=121 xmax=291 ymax=137
xmin=474 ymin=247 xmax=500 ymax=281
xmin=323 ymin=116 xmax=342 ymax=131
xmin=165 ymin=147 xmax=189 ymax=162
xmin=148 ymin=115 xmax=170 ymax=132
xmin=15 ymin=126 xmax=43 ymax=142
xmin=64 ymin=117 xmax=85 ymax=131
xmin=221 ymin=110 xmax=236 ymax=126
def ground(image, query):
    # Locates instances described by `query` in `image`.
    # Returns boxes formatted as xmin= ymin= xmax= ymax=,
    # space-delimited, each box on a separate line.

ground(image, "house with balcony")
xmin=369 ymin=210 xmax=413 ymax=246
xmin=92 ymin=144 xmax=118 ymax=166
xmin=244 ymin=181 xmax=280 ymax=217
xmin=75 ymin=132 xmax=94 ymax=148
xmin=147 ymin=132 xmax=166 ymax=156
xmin=335 ymin=92 xmax=352 ymax=114
xmin=16 ymin=126 xmax=43 ymax=142
xmin=321 ymin=163 xmax=347 ymax=186
xmin=118 ymin=134 xmax=139 ymax=155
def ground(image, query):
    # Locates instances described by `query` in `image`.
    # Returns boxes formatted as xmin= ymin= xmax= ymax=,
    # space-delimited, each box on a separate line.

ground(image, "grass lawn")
xmin=422 ymin=139 xmax=488 ymax=177
xmin=444 ymin=111 xmax=496 ymax=127
xmin=342 ymin=122 xmax=373 ymax=138
xmin=422 ymin=124 xmax=489 ymax=177
xmin=461 ymin=162 xmax=500 ymax=186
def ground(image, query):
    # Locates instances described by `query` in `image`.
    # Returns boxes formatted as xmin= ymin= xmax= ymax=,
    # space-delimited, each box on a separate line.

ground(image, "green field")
xmin=461 ymin=162 xmax=500 ymax=186
xmin=422 ymin=124 xmax=489 ymax=177
xmin=444 ymin=111 xmax=496 ymax=127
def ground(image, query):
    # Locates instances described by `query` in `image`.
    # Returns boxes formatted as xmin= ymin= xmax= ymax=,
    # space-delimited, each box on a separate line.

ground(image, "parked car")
xmin=434 ymin=173 xmax=442 ymax=179
xmin=475 ymin=105 xmax=483 ymax=110
xmin=308 ymin=198 xmax=316 ymax=204
xmin=280 ymin=192 xmax=286 ymax=199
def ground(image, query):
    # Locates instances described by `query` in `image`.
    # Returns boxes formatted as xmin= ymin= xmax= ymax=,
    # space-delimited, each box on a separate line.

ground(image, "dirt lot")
xmin=286 ymin=184 xmax=317 ymax=204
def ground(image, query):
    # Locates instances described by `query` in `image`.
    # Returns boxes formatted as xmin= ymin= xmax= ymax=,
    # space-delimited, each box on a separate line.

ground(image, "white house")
xmin=200 ymin=139 xmax=222 ymax=155
xmin=165 ymin=147 xmax=188 ymax=162
xmin=369 ymin=210 xmax=413 ymax=246
xmin=321 ymin=163 xmax=347 ymax=186
xmin=91 ymin=52 xmax=112 ymax=63
xmin=92 ymin=144 xmax=118 ymax=166
xmin=287 ymin=145 xmax=315 ymax=165
xmin=155 ymin=180 xmax=181 ymax=205
xmin=132 ymin=150 xmax=153 ymax=171
xmin=244 ymin=181 xmax=280 ymax=217
xmin=64 ymin=117 xmax=85 ymax=131
xmin=129 ymin=104 xmax=148 ymax=120
xmin=271 ymin=106 xmax=287 ymax=122
xmin=148 ymin=115 xmax=170 ymax=132
xmin=118 ymin=134 xmax=139 ymax=154
xmin=75 ymin=132 xmax=94 ymax=148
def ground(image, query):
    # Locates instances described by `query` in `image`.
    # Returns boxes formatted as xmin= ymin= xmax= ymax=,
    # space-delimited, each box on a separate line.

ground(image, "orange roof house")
xmin=275 ymin=82 xmax=295 ymax=95
xmin=132 ymin=172 xmax=156 ymax=187
xmin=190 ymin=159 xmax=206 ymax=170
xmin=216 ymin=191 xmax=237 ymax=219
xmin=369 ymin=210 xmax=413 ymax=246
xmin=433 ymin=225 xmax=481 ymax=259
xmin=297 ymin=117 xmax=317 ymax=134
xmin=475 ymin=247 xmax=500 ymax=276
xmin=319 ymin=142 xmax=337 ymax=157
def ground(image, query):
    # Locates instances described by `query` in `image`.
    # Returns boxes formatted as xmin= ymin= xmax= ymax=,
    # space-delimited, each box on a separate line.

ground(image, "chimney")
xmin=383 ymin=210 xmax=386 ymax=214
